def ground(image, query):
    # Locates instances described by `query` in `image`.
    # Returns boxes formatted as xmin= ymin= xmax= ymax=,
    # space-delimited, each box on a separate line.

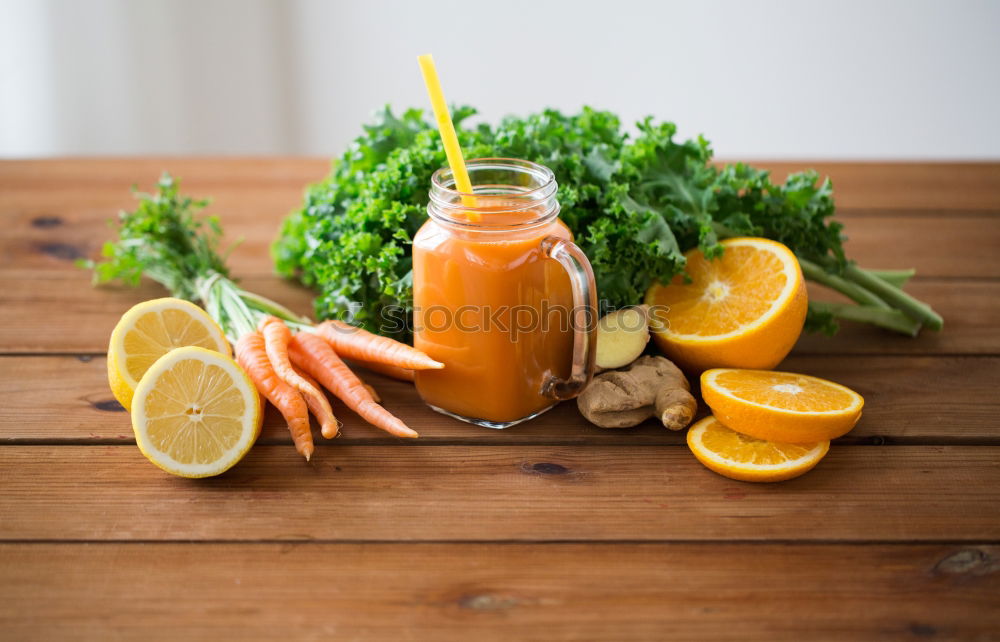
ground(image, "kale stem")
xmin=710 ymin=221 xmax=742 ymax=239
xmin=844 ymin=265 xmax=944 ymax=331
xmin=798 ymin=258 xmax=891 ymax=309
xmin=864 ymin=268 xmax=915 ymax=288
xmin=809 ymin=301 xmax=922 ymax=337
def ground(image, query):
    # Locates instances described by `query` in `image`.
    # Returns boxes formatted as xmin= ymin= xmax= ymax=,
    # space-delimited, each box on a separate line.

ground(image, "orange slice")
xmin=645 ymin=237 xmax=807 ymax=372
xmin=701 ymin=368 xmax=864 ymax=443
xmin=686 ymin=415 xmax=830 ymax=482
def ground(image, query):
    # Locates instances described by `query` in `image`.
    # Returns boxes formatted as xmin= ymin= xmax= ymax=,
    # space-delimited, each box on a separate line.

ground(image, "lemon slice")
xmin=702 ymin=368 xmax=864 ymax=443
xmin=687 ymin=416 xmax=830 ymax=483
xmin=645 ymin=237 xmax=807 ymax=372
xmin=131 ymin=346 xmax=261 ymax=478
xmin=108 ymin=298 xmax=230 ymax=410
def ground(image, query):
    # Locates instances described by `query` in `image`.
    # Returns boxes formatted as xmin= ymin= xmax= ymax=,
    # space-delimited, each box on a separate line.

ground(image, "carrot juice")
xmin=412 ymin=159 xmax=597 ymax=428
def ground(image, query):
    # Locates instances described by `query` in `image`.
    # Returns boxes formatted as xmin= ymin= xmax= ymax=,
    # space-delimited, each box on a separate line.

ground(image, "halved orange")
xmin=645 ymin=237 xmax=807 ymax=373
xmin=687 ymin=415 xmax=830 ymax=482
xmin=701 ymin=368 xmax=864 ymax=443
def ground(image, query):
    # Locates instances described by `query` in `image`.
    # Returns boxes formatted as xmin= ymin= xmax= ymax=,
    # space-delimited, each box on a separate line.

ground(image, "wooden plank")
xmin=1 ymin=445 xmax=997 ymax=542
xmin=0 ymin=274 xmax=316 ymax=353
xmin=0 ymin=158 xmax=327 ymax=276
xmin=796 ymin=279 xmax=998 ymax=355
xmin=1 ymin=274 xmax=994 ymax=355
xmin=2 ymin=159 xmax=998 ymax=278
xmin=1 ymin=542 xmax=997 ymax=641
xmin=5 ymin=209 xmax=997 ymax=278
xmin=837 ymin=207 xmax=1000 ymax=219
xmin=3 ymin=159 xmax=999 ymax=217
xmin=751 ymin=161 xmax=1000 ymax=211
xmin=2 ymin=354 xmax=996 ymax=445
xmin=839 ymin=215 xmax=1000 ymax=278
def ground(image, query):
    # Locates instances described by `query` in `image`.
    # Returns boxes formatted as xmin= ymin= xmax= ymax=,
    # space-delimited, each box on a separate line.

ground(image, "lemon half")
xmin=131 ymin=346 xmax=260 ymax=478
xmin=108 ymin=298 xmax=230 ymax=410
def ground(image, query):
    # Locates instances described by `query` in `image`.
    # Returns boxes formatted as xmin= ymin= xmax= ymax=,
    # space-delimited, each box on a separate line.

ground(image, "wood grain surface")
xmin=1 ymin=159 xmax=998 ymax=640
xmin=2 ymin=543 xmax=997 ymax=641
xmin=1 ymin=355 xmax=996 ymax=444
xmin=3 ymin=276 xmax=998 ymax=355
xmin=2 ymin=445 xmax=999 ymax=542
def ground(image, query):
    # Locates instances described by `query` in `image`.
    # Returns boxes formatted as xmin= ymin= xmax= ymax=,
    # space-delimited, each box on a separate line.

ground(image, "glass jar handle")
xmin=540 ymin=236 xmax=597 ymax=400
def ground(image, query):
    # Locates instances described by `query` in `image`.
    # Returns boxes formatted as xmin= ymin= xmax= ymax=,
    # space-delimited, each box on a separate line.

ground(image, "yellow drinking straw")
xmin=417 ymin=54 xmax=478 ymax=216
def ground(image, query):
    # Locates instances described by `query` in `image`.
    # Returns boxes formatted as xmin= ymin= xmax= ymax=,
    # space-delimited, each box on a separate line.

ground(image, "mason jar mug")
xmin=412 ymin=158 xmax=598 ymax=428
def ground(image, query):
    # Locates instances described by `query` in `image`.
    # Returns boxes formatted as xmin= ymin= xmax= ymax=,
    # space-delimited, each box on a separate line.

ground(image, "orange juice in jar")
xmin=412 ymin=158 xmax=597 ymax=428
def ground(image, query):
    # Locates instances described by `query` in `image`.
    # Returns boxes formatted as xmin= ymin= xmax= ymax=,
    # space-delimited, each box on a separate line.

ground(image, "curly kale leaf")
xmin=273 ymin=106 xmax=852 ymax=338
xmin=712 ymin=163 xmax=845 ymax=270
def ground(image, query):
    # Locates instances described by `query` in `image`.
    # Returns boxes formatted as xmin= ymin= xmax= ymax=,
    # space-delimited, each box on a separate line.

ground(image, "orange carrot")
xmin=259 ymin=316 xmax=339 ymax=438
xmin=292 ymin=363 xmax=342 ymax=436
xmin=235 ymin=332 xmax=314 ymax=461
xmin=345 ymin=358 xmax=416 ymax=383
xmin=314 ymin=320 xmax=443 ymax=370
xmin=289 ymin=331 xmax=419 ymax=439
xmin=362 ymin=383 xmax=381 ymax=403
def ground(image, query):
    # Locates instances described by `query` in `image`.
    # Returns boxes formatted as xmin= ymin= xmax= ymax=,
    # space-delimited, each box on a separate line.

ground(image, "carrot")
xmin=362 ymin=383 xmax=381 ymax=403
xmin=314 ymin=320 xmax=443 ymax=370
xmin=292 ymin=363 xmax=342 ymax=437
xmin=345 ymin=358 xmax=416 ymax=383
xmin=289 ymin=331 xmax=419 ymax=439
xmin=258 ymin=316 xmax=339 ymax=438
xmin=235 ymin=332 xmax=314 ymax=461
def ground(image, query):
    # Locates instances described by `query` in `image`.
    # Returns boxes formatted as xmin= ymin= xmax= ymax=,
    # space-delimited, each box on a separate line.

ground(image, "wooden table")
xmin=1 ymin=159 xmax=998 ymax=640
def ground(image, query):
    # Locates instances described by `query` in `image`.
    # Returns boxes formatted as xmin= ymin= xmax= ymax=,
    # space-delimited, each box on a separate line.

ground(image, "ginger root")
xmin=577 ymin=355 xmax=697 ymax=430
xmin=595 ymin=306 xmax=650 ymax=370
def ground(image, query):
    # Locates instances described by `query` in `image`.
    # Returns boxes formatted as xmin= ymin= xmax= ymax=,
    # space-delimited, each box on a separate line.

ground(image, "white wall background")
xmin=2 ymin=0 xmax=998 ymax=159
